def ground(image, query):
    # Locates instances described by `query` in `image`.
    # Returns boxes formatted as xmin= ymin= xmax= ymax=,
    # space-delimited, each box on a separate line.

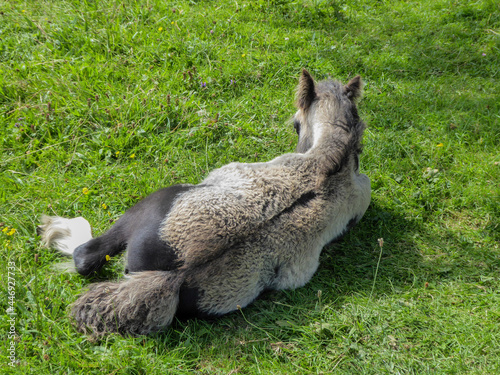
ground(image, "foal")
xmin=39 ymin=70 xmax=371 ymax=335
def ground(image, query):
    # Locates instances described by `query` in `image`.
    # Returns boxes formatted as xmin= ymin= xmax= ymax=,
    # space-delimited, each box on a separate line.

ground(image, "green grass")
xmin=1 ymin=0 xmax=499 ymax=373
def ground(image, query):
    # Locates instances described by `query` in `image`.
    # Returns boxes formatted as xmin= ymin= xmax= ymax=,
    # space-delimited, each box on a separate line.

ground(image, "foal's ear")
xmin=296 ymin=69 xmax=316 ymax=110
xmin=345 ymin=75 xmax=363 ymax=100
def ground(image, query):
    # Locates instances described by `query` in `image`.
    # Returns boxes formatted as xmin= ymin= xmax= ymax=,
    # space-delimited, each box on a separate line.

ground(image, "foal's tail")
xmin=71 ymin=271 xmax=185 ymax=335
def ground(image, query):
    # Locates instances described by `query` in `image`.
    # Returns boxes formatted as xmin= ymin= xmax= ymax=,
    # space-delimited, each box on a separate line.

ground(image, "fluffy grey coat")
xmin=39 ymin=69 xmax=371 ymax=335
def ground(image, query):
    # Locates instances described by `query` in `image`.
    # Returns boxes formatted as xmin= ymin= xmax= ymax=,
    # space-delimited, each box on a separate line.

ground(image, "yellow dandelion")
xmin=241 ymin=54 xmax=246 ymax=57
xmin=158 ymin=27 xmax=163 ymax=31
xmin=115 ymin=151 xmax=120 ymax=156
xmin=101 ymin=203 xmax=108 ymax=210
xmin=82 ymin=187 xmax=89 ymax=195
xmin=7 ymin=228 xmax=16 ymax=236
xmin=437 ymin=143 xmax=444 ymax=147
xmin=105 ymin=255 xmax=111 ymax=261
xmin=22 ymin=10 xmax=26 ymax=13
xmin=2 ymin=227 xmax=9 ymax=233
xmin=130 ymin=153 xmax=136 ymax=159
xmin=171 ymin=21 xmax=174 ymax=25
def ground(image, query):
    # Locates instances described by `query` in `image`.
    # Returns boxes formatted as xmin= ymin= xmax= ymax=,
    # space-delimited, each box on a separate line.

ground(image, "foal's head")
xmin=293 ymin=69 xmax=365 ymax=175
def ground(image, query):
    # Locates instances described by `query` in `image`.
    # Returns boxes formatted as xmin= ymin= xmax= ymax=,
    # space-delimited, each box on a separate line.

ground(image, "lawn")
xmin=1 ymin=0 xmax=499 ymax=373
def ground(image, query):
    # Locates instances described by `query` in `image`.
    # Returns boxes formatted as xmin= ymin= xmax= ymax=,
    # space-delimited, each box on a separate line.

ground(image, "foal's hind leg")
xmin=39 ymin=214 xmax=133 ymax=275
xmin=123 ymin=185 xmax=197 ymax=273
xmin=73 ymin=184 xmax=196 ymax=276
xmin=72 ymin=222 xmax=129 ymax=276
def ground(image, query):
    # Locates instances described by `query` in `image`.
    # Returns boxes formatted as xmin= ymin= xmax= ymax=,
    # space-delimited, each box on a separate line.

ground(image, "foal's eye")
xmin=293 ymin=119 xmax=301 ymax=135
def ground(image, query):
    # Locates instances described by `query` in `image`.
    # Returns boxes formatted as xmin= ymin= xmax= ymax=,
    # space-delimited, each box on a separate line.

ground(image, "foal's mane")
xmin=308 ymin=77 xmax=365 ymax=176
